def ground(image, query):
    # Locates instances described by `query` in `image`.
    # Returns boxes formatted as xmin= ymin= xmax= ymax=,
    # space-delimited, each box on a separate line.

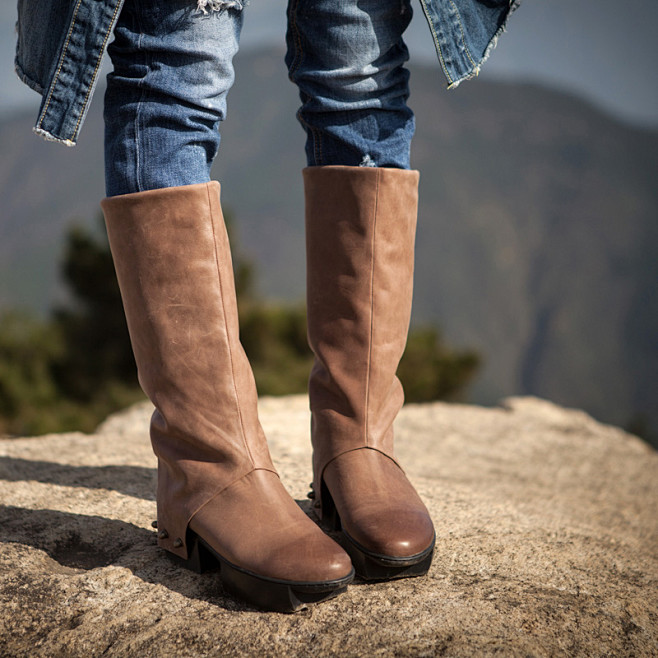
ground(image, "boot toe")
xmin=344 ymin=507 xmax=435 ymax=559
xmin=277 ymin=531 xmax=354 ymax=584
xmin=323 ymin=449 xmax=435 ymax=562
xmin=190 ymin=469 xmax=353 ymax=585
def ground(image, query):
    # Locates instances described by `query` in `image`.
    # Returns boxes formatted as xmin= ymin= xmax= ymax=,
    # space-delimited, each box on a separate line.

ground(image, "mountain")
xmin=1 ymin=48 xmax=656 ymax=442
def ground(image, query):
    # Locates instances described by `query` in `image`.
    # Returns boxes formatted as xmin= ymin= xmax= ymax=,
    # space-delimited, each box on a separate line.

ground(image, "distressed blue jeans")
xmin=104 ymin=0 xmax=415 ymax=197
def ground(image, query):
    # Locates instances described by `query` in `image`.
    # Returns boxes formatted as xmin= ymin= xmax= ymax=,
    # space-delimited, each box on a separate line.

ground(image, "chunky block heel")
xmin=168 ymin=530 xmax=354 ymax=613
xmin=319 ymin=479 xmax=341 ymax=531
xmin=167 ymin=532 xmax=220 ymax=574
xmin=220 ymin=557 xmax=352 ymax=612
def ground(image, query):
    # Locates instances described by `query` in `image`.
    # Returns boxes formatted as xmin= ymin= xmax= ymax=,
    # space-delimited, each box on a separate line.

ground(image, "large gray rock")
xmin=1 ymin=396 xmax=656 ymax=656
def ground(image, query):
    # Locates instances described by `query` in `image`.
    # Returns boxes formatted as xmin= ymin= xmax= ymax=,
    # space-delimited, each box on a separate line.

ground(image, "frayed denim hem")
xmin=197 ymin=0 xmax=245 ymax=13
xmin=16 ymin=61 xmax=76 ymax=146
xmin=447 ymin=0 xmax=522 ymax=89
xmin=33 ymin=127 xmax=76 ymax=147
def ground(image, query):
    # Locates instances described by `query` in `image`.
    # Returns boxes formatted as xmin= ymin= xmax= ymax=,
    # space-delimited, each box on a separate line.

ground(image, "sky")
xmin=1 ymin=0 xmax=657 ymax=127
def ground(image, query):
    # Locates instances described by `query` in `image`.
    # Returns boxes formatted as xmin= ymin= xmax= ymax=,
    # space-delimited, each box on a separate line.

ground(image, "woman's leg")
xmin=287 ymin=0 xmax=435 ymax=580
xmin=104 ymin=0 xmax=241 ymax=196
xmin=100 ymin=0 xmax=353 ymax=611
xmin=286 ymin=0 xmax=415 ymax=169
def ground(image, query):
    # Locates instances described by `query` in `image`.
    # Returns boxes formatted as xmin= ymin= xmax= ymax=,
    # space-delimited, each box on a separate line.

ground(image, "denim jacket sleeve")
xmin=419 ymin=0 xmax=520 ymax=88
xmin=15 ymin=0 xmax=125 ymax=146
xmin=14 ymin=0 xmax=519 ymax=146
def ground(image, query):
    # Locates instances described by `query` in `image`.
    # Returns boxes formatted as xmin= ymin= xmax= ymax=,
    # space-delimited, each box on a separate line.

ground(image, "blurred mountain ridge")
xmin=0 ymin=47 xmax=656 ymax=441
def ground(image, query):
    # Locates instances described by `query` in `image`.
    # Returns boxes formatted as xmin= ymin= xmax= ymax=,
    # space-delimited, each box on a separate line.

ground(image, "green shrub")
xmin=0 ymin=212 xmax=481 ymax=435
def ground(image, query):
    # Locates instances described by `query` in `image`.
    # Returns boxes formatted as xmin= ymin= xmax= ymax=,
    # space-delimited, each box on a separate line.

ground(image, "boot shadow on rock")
xmin=0 ymin=505 xmax=258 ymax=611
xmin=0 ymin=457 xmax=156 ymax=500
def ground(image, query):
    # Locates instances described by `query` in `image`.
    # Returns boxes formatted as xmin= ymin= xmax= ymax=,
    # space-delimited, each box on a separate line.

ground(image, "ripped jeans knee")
xmin=197 ymin=0 xmax=245 ymax=13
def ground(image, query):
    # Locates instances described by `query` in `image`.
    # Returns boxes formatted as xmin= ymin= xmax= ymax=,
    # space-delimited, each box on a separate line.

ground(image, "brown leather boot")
xmin=101 ymin=182 xmax=353 ymax=611
xmin=304 ymin=166 xmax=435 ymax=580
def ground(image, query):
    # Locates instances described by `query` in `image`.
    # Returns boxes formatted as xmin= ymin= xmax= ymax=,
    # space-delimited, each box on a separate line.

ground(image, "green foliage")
xmin=0 ymin=218 xmax=144 ymax=436
xmin=0 ymin=311 xmax=61 ymax=434
xmin=0 ymin=309 xmax=142 ymax=435
xmin=398 ymin=327 xmax=480 ymax=403
xmin=0 ymin=209 xmax=481 ymax=435
xmin=239 ymin=300 xmax=481 ymax=402
xmin=240 ymin=302 xmax=313 ymax=396
xmin=52 ymin=221 xmax=137 ymax=400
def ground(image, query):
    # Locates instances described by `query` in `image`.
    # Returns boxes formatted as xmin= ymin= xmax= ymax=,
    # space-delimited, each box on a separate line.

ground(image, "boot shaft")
xmin=101 ymin=182 xmax=275 ymax=558
xmin=304 ymin=166 xmax=419 ymax=481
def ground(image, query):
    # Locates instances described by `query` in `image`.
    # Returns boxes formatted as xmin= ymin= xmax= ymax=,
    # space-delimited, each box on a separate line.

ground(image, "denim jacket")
xmin=15 ymin=0 xmax=519 ymax=146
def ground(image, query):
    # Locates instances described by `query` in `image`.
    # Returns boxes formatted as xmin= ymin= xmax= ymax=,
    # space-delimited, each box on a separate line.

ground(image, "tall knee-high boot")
xmin=101 ymin=182 xmax=353 ymax=611
xmin=304 ymin=166 xmax=435 ymax=580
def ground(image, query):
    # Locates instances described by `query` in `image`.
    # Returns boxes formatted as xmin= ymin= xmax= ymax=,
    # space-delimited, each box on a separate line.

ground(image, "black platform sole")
xmin=167 ymin=531 xmax=354 ymax=613
xmin=319 ymin=479 xmax=435 ymax=581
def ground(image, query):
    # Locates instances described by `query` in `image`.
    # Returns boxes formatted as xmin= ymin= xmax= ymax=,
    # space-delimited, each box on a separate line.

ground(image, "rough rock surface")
xmin=1 ymin=396 xmax=656 ymax=657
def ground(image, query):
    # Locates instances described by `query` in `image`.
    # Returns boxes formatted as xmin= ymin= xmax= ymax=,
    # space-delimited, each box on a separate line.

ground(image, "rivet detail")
xmin=173 ymin=538 xmax=184 ymax=548
xmin=158 ymin=529 xmax=169 ymax=540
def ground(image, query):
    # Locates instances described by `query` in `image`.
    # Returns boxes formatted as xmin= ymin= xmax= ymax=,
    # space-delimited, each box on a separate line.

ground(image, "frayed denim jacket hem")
xmin=15 ymin=0 xmax=520 ymax=146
